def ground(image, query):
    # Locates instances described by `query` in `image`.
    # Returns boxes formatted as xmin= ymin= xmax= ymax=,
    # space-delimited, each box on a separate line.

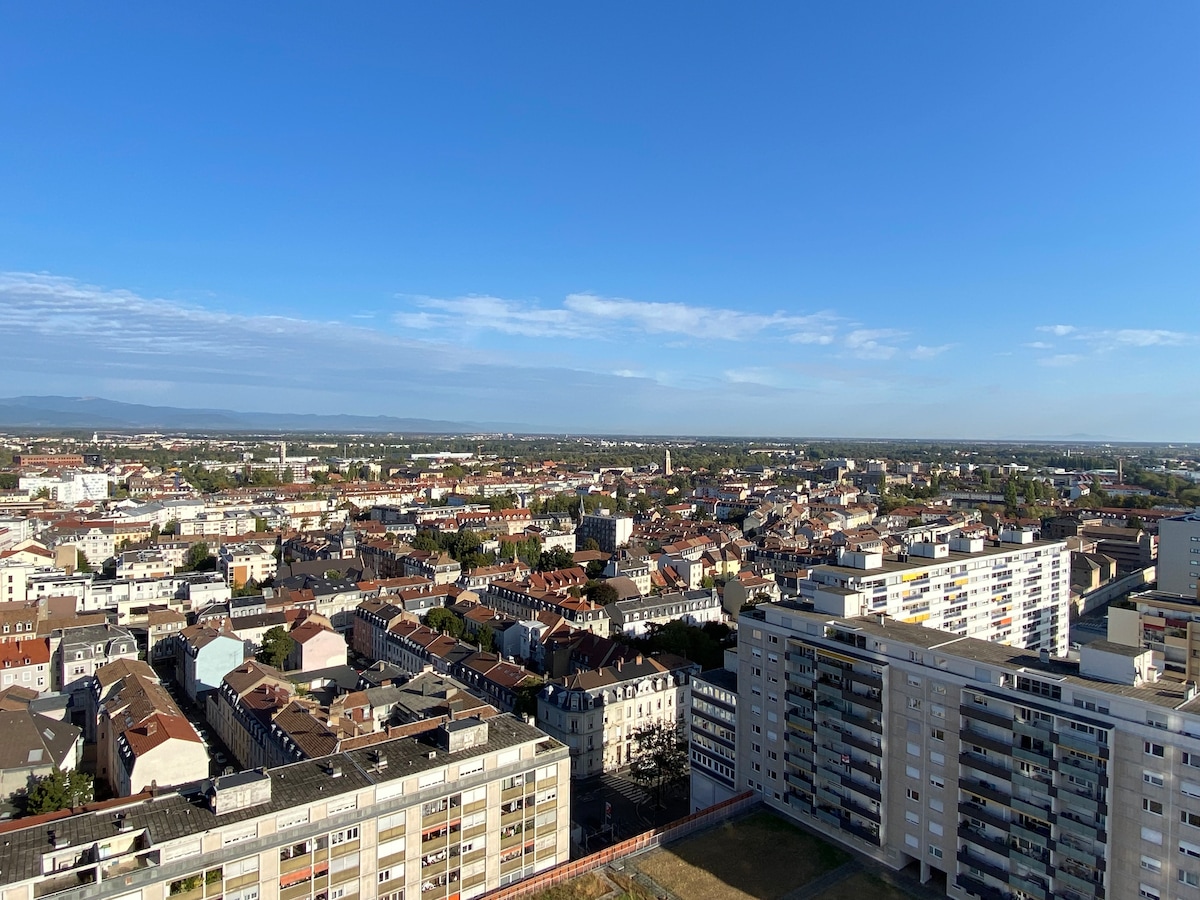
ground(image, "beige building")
xmin=537 ymin=654 xmax=698 ymax=778
xmin=740 ymin=601 xmax=1200 ymax=900
xmin=0 ymin=716 xmax=569 ymax=900
xmin=1110 ymin=589 xmax=1200 ymax=682
xmin=219 ymin=543 xmax=279 ymax=588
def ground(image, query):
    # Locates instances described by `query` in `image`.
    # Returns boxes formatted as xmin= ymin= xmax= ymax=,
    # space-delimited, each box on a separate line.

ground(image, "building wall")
xmin=0 ymin=719 xmax=570 ymax=900
xmin=1159 ymin=514 xmax=1200 ymax=598
xmin=739 ymin=603 xmax=1200 ymax=900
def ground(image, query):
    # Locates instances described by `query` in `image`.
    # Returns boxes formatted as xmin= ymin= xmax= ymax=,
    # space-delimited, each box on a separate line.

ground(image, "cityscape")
xmin=2 ymin=4 xmax=1197 ymax=900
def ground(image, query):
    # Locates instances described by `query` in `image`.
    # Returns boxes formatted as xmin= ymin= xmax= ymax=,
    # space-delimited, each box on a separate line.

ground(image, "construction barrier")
xmin=479 ymin=790 xmax=760 ymax=899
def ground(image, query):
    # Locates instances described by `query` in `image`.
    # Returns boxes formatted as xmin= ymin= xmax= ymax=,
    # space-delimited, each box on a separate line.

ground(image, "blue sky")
xmin=1 ymin=3 xmax=1197 ymax=438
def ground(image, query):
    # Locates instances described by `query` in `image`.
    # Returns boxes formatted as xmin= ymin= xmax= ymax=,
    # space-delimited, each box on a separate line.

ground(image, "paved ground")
xmin=571 ymin=772 xmax=690 ymax=855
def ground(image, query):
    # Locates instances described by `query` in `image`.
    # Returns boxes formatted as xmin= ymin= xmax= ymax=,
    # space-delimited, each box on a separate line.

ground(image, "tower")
xmin=664 ymin=448 xmax=673 ymax=477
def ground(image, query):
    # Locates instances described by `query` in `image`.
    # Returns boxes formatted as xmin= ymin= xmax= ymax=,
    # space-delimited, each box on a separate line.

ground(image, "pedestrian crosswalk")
xmin=599 ymin=773 xmax=651 ymax=804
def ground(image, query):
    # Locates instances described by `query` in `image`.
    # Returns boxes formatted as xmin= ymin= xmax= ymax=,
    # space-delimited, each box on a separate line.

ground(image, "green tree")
xmin=584 ymin=581 xmax=620 ymax=606
xmin=537 ymin=546 xmax=575 ymax=572
xmin=1004 ymin=478 xmax=1019 ymax=515
xmin=183 ymin=541 xmax=211 ymax=571
xmin=426 ymin=607 xmax=464 ymax=639
xmin=75 ymin=550 xmax=91 ymax=573
xmin=981 ymin=468 xmax=992 ymax=489
xmin=513 ymin=679 xmax=544 ymax=717
xmin=628 ymin=721 xmax=689 ymax=809
xmin=161 ymin=518 xmax=179 ymax=536
xmin=258 ymin=626 xmax=294 ymax=669
xmin=25 ymin=768 xmax=93 ymax=815
xmin=581 ymin=538 xmax=601 ymax=552
xmin=477 ymin=623 xmax=495 ymax=653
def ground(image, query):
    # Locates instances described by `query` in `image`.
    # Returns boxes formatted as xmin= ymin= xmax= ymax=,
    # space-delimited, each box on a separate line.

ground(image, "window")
xmin=907 ymin=674 xmax=921 ymax=687
xmin=1181 ymin=871 xmax=1200 ymax=888
xmin=905 ymin=765 xmax=920 ymax=778
xmin=1184 ymin=810 xmax=1200 ymax=829
xmin=1145 ymin=799 xmax=1164 ymax=815
xmin=929 ymin=798 xmax=944 ymax=813
xmin=905 ymin=810 xmax=919 ymax=825
xmin=1183 ymin=840 xmax=1200 ymax=859
xmin=907 ymin=742 xmax=920 ymax=757
xmin=1142 ymin=855 xmax=1162 ymax=872
xmin=906 ymin=788 xmax=920 ymax=802
xmin=930 ymin=728 xmax=944 ymax=742
xmin=1139 ymin=885 xmax=1160 ymax=900
xmin=1146 ymin=741 xmax=1166 ymax=758
xmin=928 ymin=846 xmax=943 ymax=859
xmin=1146 ymin=771 xmax=1166 ymax=787
xmin=1144 ymin=827 xmax=1164 ymax=845
xmin=929 ymin=774 xmax=945 ymax=789
xmin=907 ymin=698 xmax=922 ymax=711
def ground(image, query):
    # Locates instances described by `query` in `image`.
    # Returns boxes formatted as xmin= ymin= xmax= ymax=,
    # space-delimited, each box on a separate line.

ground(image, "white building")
xmin=537 ymin=654 xmax=698 ymax=778
xmin=18 ymin=471 xmax=109 ymax=505
xmin=801 ymin=531 xmax=1070 ymax=655
xmin=1158 ymin=512 xmax=1200 ymax=598
xmin=218 ymin=543 xmax=278 ymax=588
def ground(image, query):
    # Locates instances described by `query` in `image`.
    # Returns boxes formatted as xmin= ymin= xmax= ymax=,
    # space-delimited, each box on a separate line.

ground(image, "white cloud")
xmin=1031 ymin=324 xmax=1196 ymax=354
xmin=395 ymin=291 xmax=841 ymax=344
xmin=844 ymin=328 xmax=906 ymax=360
xmin=911 ymin=343 xmax=953 ymax=360
xmin=1038 ymin=354 xmax=1083 ymax=367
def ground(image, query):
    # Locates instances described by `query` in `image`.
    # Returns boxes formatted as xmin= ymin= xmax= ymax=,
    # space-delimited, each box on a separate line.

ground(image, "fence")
xmin=478 ymin=790 xmax=761 ymax=900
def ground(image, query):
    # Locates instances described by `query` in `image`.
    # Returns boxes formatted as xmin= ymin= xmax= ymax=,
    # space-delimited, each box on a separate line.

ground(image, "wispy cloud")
xmin=1032 ymin=324 xmax=1197 ymax=354
xmin=1038 ymin=324 xmax=1076 ymax=337
xmin=395 ymin=291 xmax=841 ymax=344
xmin=1038 ymin=353 xmax=1083 ymax=367
xmin=911 ymin=343 xmax=953 ymax=360
xmin=843 ymin=328 xmax=907 ymax=360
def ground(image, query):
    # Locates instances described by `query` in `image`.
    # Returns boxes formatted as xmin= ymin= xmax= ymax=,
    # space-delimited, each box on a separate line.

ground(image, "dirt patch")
xmin=629 ymin=811 xmax=849 ymax=900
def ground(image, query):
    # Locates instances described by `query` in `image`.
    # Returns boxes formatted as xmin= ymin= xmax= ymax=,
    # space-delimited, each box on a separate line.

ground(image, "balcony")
xmin=962 ymin=703 xmax=1012 ymax=730
xmin=956 ymin=873 xmax=1010 ymax=900
xmin=1057 ymin=729 xmax=1109 ymax=758
xmin=1009 ymin=871 xmax=1049 ymax=900
xmin=1010 ymin=795 xmax=1052 ymax=820
xmin=1056 ymin=813 xmax=1105 ymax=842
xmin=957 ymin=847 xmax=1009 ymax=883
xmin=960 ymin=750 xmax=1011 ymax=781
xmin=959 ymin=824 xmax=1010 ymax=858
xmin=1055 ymin=868 xmax=1104 ymax=899
xmin=1054 ymin=837 xmax=1101 ymax=869
xmin=959 ymin=800 xmax=1010 ymax=833
xmin=961 ymin=725 xmax=1014 ymax=757
xmin=1012 ymin=718 xmax=1053 ymax=742
xmin=962 ymin=777 xmax=1010 ymax=807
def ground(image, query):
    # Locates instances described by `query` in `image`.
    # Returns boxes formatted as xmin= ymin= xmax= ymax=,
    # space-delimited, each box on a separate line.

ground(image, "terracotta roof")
xmin=0 ymin=639 xmax=50 ymax=668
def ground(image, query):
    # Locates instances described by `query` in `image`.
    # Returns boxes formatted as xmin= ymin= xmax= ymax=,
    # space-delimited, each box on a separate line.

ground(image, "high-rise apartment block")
xmin=1158 ymin=512 xmax=1200 ymax=598
xmin=802 ymin=532 xmax=1070 ymax=655
xmin=739 ymin=602 xmax=1200 ymax=900
xmin=0 ymin=716 xmax=569 ymax=900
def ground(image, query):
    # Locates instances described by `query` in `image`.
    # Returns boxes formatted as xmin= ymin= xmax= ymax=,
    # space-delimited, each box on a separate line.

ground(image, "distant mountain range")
xmin=0 ymin=396 xmax=521 ymax=434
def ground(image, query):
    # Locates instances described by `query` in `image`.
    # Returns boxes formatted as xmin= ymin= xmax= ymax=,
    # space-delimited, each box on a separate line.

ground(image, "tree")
xmin=477 ymin=623 xmax=495 ymax=653
xmin=25 ymin=768 xmax=93 ymax=815
xmin=628 ymin=721 xmax=689 ymax=809
xmin=1004 ymin=478 xmax=1020 ymax=516
xmin=537 ymin=546 xmax=575 ymax=572
xmin=426 ymin=607 xmax=464 ymax=639
xmin=258 ymin=626 xmax=294 ymax=669
xmin=513 ymin=679 xmax=544 ymax=718
xmin=183 ymin=541 xmax=211 ymax=571
xmin=75 ymin=549 xmax=91 ymax=573
xmin=161 ymin=518 xmax=179 ymax=536
xmin=981 ymin=468 xmax=992 ymax=489
xmin=581 ymin=538 xmax=601 ymax=553
xmin=584 ymin=581 xmax=619 ymax=606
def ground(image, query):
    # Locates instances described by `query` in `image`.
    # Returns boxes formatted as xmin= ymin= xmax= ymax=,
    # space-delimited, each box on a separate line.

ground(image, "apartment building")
xmin=802 ymin=532 xmax=1070 ymax=655
xmin=1109 ymin=589 xmax=1200 ymax=681
xmin=0 ymin=715 xmax=569 ymax=900
xmin=537 ymin=654 xmax=697 ymax=779
xmin=688 ymin=665 xmax=738 ymax=813
xmin=1159 ymin=512 xmax=1200 ymax=598
xmin=606 ymin=588 xmax=724 ymax=638
xmin=740 ymin=601 xmax=1200 ymax=900
xmin=576 ymin=512 xmax=633 ymax=554
xmin=219 ymin=543 xmax=279 ymax=588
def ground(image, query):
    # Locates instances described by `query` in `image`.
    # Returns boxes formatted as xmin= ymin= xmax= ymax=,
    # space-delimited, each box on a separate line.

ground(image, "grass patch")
xmin=528 ymin=871 xmax=655 ymax=900
xmin=630 ymin=811 xmax=849 ymax=900
xmin=811 ymin=871 xmax=917 ymax=900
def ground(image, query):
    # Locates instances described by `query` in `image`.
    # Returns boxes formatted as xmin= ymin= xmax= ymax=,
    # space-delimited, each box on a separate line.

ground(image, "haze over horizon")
xmin=1 ymin=4 xmax=1197 ymax=440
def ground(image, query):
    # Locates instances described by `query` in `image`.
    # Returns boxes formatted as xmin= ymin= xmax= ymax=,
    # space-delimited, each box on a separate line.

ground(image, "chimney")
xmin=615 ymin=658 xmax=623 ymax=672
xmin=635 ymin=653 xmax=643 ymax=665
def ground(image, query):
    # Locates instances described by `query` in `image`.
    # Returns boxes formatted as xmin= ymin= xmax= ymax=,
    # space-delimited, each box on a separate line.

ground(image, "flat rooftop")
xmin=813 ymin=538 xmax=1066 ymax=580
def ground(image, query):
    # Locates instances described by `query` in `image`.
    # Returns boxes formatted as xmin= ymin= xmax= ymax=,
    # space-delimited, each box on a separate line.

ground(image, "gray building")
xmin=688 ymin=664 xmax=737 ymax=812
xmin=1159 ymin=512 xmax=1200 ymax=598
xmin=739 ymin=601 xmax=1200 ymax=900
